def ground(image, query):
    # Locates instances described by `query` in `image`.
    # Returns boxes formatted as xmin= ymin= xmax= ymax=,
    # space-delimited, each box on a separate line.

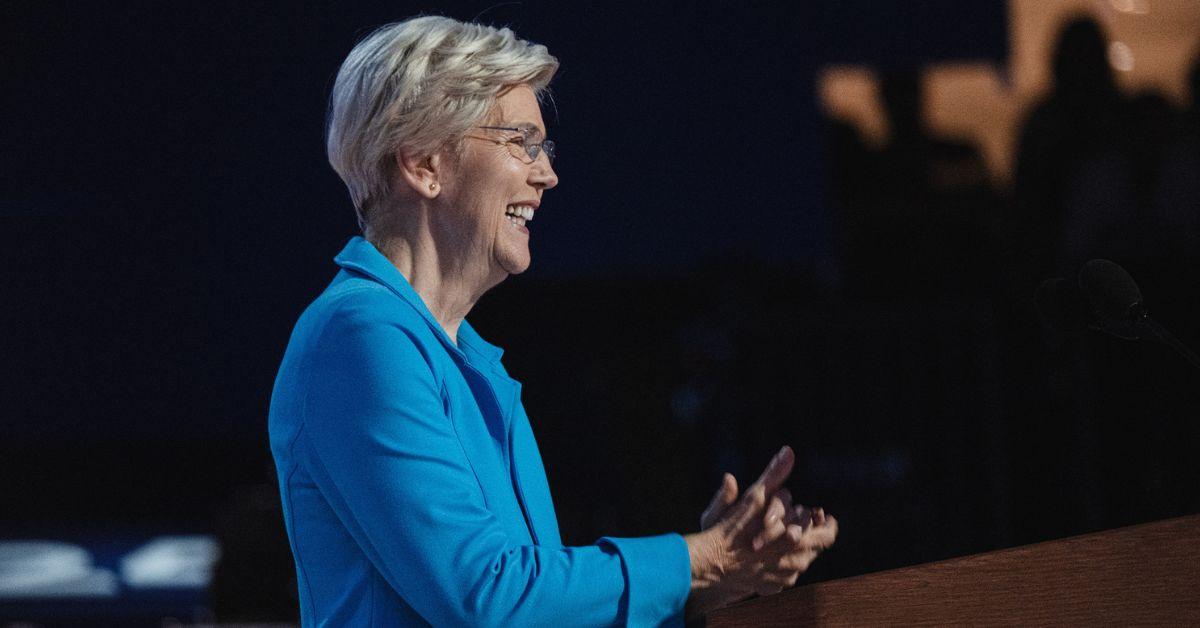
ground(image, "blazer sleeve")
xmin=298 ymin=290 xmax=691 ymax=627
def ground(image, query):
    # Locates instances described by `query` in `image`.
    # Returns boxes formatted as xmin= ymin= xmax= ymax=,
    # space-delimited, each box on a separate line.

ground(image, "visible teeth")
xmin=506 ymin=204 xmax=535 ymax=222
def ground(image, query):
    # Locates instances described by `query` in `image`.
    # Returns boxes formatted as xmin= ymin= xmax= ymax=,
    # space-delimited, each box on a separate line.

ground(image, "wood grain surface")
xmin=705 ymin=514 xmax=1200 ymax=627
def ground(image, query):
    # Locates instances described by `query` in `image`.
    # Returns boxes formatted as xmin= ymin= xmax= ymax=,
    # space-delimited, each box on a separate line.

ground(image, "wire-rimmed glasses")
xmin=473 ymin=125 xmax=556 ymax=164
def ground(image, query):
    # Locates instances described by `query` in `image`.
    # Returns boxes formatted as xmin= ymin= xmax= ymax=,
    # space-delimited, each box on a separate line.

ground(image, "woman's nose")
xmin=530 ymin=156 xmax=558 ymax=190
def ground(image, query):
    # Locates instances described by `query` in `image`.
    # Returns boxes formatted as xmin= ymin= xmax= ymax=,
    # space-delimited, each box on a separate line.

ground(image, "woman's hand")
xmin=683 ymin=447 xmax=839 ymax=619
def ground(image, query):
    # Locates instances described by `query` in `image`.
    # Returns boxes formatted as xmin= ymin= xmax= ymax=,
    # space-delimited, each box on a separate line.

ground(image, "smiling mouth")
xmin=505 ymin=203 xmax=535 ymax=228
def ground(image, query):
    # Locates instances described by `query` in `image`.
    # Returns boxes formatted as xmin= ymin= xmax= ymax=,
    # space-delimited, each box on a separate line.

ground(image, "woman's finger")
xmin=754 ymin=567 xmax=802 ymax=595
xmin=775 ymin=487 xmax=793 ymax=515
xmin=761 ymin=521 xmax=805 ymax=557
xmin=764 ymin=494 xmax=786 ymax=525
xmin=734 ymin=447 xmax=794 ymax=530
xmin=768 ymin=511 xmax=838 ymax=559
xmin=751 ymin=496 xmax=787 ymax=551
xmin=792 ymin=504 xmax=813 ymax=531
xmin=821 ymin=514 xmax=838 ymax=540
xmin=804 ymin=515 xmax=839 ymax=551
xmin=759 ymin=564 xmax=804 ymax=588
xmin=775 ymin=548 xmax=818 ymax=572
xmin=785 ymin=570 xmax=801 ymax=588
xmin=700 ymin=472 xmax=738 ymax=529
xmin=754 ymin=446 xmax=794 ymax=498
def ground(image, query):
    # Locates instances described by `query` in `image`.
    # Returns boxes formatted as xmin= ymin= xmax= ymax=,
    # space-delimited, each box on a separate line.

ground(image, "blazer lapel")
xmin=334 ymin=237 xmax=563 ymax=547
xmin=508 ymin=401 xmax=564 ymax=548
xmin=460 ymin=324 xmax=563 ymax=548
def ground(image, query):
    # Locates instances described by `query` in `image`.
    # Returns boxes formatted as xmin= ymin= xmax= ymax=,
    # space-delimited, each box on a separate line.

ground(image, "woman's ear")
xmin=396 ymin=149 xmax=443 ymax=199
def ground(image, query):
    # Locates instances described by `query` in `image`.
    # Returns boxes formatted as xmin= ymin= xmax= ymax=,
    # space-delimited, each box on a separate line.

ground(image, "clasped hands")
xmin=683 ymin=446 xmax=838 ymax=619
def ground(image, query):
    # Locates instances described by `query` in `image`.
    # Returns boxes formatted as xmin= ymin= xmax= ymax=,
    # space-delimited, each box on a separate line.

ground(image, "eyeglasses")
xmin=471 ymin=125 xmax=556 ymax=164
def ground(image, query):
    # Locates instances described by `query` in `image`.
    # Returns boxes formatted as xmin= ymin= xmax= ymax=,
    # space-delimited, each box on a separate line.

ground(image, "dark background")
xmin=3 ymin=1 xmax=1199 ymax=623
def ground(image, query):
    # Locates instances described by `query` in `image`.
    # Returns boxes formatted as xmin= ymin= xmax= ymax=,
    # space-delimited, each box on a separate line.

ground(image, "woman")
xmin=268 ymin=15 xmax=836 ymax=626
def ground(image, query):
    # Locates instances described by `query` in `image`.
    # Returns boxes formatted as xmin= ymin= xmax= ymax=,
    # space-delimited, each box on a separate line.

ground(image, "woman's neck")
xmin=368 ymin=211 xmax=502 ymax=345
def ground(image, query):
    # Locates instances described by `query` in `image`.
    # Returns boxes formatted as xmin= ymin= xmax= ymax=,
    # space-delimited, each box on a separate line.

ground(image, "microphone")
xmin=1036 ymin=260 xmax=1200 ymax=370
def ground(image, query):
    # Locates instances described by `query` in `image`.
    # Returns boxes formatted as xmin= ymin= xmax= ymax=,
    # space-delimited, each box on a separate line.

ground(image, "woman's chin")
xmin=497 ymin=253 xmax=531 ymax=276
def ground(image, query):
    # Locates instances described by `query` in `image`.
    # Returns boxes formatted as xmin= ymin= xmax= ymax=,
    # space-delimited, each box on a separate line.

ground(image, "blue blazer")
xmin=268 ymin=237 xmax=690 ymax=626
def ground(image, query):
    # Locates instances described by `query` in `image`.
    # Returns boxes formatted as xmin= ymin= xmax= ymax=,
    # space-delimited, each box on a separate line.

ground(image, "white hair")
xmin=326 ymin=15 xmax=559 ymax=231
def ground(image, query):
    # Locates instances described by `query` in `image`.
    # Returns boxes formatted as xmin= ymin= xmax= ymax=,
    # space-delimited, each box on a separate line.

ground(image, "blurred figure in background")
xmin=834 ymin=68 xmax=999 ymax=300
xmin=1012 ymin=16 xmax=1127 ymax=282
xmin=1008 ymin=16 xmax=1200 ymax=539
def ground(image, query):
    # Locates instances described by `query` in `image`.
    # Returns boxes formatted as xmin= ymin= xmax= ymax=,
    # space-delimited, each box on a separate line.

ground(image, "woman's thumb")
xmin=701 ymin=473 xmax=739 ymax=529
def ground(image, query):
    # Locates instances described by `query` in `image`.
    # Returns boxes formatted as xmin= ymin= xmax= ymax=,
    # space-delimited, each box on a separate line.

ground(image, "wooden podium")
xmin=705 ymin=514 xmax=1200 ymax=626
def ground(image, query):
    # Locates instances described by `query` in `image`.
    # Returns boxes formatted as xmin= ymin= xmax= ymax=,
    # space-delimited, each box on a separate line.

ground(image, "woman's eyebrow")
xmin=508 ymin=121 xmax=546 ymax=137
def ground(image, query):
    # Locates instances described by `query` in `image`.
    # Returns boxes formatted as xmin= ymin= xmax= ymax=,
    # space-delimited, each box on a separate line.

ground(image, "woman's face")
xmin=437 ymin=84 xmax=558 ymax=278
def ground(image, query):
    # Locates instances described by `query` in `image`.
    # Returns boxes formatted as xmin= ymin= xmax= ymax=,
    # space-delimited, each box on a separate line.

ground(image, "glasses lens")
xmin=496 ymin=129 xmax=554 ymax=164
xmin=505 ymin=140 xmax=532 ymax=163
xmin=512 ymin=140 xmax=555 ymax=164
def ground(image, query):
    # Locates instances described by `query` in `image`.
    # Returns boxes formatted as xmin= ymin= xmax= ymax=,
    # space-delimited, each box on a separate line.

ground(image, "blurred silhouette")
xmin=1012 ymin=17 xmax=1127 ymax=282
xmin=833 ymin=68 xmax=1000 ymax=300
xmin=1007 ymin=16 xmax=1200 ymax=540
xmin=820 ymin=16 xmax=1200 ymax=548
xmin=1003 ymin=16 xmax=1126 ymax=541
xmin=1124 ymin=91 xmax=1198 ymax=263
xmin=1189 ymin=49 xmax=1200 ymax=142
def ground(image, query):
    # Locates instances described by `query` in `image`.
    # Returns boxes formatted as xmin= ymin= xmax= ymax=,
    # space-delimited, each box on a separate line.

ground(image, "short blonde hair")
xmin=326 ymin=15 xmax=559 ymax=230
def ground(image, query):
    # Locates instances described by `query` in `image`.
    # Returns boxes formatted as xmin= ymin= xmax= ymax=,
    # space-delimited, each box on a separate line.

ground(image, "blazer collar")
xmin=333 ymin=236 xmax=504 ymax=365
xmin=458 ymin=321 xmax=505 ymax=364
